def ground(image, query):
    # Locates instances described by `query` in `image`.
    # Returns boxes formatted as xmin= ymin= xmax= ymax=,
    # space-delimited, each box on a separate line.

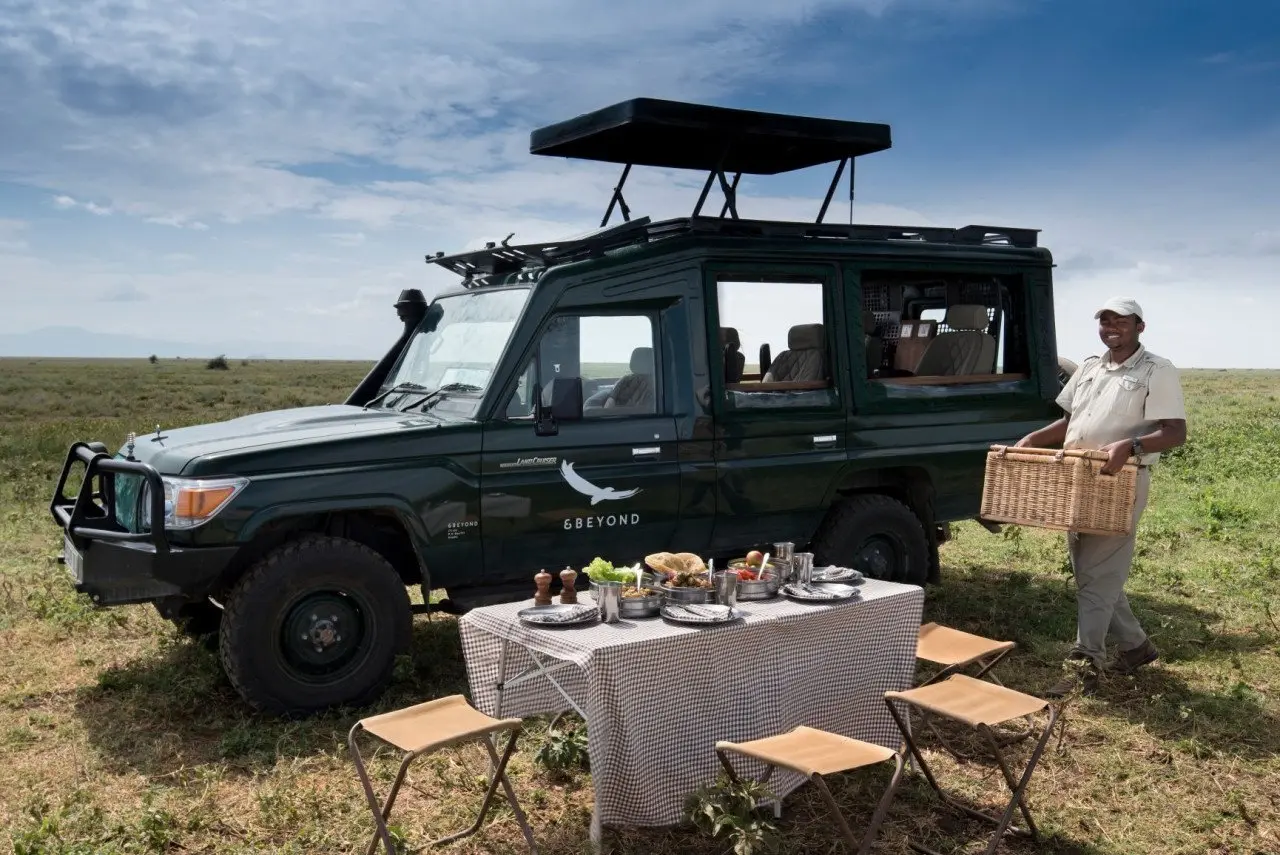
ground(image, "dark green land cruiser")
xmin=50 ymin=99 xmax=1067 ymax=715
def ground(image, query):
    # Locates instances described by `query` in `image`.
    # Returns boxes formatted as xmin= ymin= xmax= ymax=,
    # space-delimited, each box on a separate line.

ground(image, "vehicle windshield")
xmin=377 ymin=287 xmax=531 ymax=410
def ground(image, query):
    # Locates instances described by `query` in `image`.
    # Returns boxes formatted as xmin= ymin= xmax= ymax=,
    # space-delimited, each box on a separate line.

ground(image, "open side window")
xmin=501 ymin=311 xmax=661 ymax=419
xmin=709 ymin=268 xmax=839 ymax=410
xmin=858 ymin=269 xmax=1030 ymax=388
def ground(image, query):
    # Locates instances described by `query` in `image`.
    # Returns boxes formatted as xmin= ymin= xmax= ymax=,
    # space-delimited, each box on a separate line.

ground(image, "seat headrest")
xmin=719 ymin=327 xmax=741 ymax=350
xmin=861 ymin=309 xmax=877 ymax=335
xmin=787 ymin=323 xmax=825 ymax=350
xmin=629 ymin=346 xmax=654 ymax=374
xmin=944 ymin=304 xmax=989 ymax=332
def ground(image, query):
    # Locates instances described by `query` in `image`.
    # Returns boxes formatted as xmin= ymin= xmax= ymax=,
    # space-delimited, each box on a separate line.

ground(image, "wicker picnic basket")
xmin=980 ymin=445 xmax=1139 ymax=536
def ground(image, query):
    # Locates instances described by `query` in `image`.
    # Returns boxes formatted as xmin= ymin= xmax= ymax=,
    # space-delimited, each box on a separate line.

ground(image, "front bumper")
xmin=50 ymin=442 xmax=237 ymax=606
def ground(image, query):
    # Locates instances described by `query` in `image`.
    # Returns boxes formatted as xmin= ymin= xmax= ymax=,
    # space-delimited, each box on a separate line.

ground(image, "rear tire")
xmin=218 ymin=535 xmax=412 ymax=716
xmin=810 ymin=494 xmax=930 ymax=585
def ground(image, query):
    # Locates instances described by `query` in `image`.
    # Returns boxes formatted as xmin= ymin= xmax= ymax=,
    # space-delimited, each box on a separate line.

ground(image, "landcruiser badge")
xmin=560 ymin=461 xmax=641 ymax=505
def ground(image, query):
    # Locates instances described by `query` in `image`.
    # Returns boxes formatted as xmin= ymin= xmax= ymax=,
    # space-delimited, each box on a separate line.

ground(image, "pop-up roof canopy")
xmin=530 ymin=97 xmax=892 ymax=175
xmin=529 ymin=98 xmax=892 ymax=227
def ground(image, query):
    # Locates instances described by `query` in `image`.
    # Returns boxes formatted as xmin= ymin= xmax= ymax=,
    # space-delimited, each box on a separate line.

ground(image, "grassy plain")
xmin=1 ymin=357 xmax=1277 ymax=855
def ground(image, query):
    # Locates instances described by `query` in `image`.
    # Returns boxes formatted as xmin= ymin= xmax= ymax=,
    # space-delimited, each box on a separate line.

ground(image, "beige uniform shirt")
xmin=1055 ymin=345 xmax=1186 ymax=466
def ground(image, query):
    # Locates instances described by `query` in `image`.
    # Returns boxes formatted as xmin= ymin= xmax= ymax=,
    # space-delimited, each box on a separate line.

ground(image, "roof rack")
xmin=529 ymin=98 xmax=892 ymax=228
xmin=426 ymin=215 xmax=1040 ymax=286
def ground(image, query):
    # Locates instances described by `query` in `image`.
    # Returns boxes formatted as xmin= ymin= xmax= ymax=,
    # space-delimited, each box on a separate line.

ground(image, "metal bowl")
xmin=618 ymin=587 xmax=664 ymax=618
xmin=726 ymin=560 xmax=786 ymax=600
xmin=659 ymin=582 xmax=714 ymax=604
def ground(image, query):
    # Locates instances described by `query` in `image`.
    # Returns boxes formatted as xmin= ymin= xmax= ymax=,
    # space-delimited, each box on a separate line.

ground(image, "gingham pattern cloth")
xmin=458 ymin=579 xmax=924 ymax=828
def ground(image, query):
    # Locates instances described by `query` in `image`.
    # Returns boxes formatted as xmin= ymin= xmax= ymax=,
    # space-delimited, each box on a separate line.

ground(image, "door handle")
xmin=632 ymin=446 xmax=662 ymax=458
xmin=812 ymin=434 xmax=838 ymax=445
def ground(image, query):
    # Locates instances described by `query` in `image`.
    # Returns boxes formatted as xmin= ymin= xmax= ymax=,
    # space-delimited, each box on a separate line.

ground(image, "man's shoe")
xmin=1045 ymin=657 xmax=1099 ymax=699
xmin=1108 ymin=639 xmax=1159 ymax=675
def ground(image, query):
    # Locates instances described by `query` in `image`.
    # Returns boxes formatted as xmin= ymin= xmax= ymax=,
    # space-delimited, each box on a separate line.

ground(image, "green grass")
xmin=1 ymin=357 xmax=1278 ymax=854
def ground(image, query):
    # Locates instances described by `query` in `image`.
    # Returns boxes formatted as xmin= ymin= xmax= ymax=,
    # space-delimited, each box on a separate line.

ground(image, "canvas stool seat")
xmin=715 ymin=725 xmax=904 ymax=854
xmin=916 ymin=622 xmax=1016 ymax=686
xmin=885 ymin=676 xmax=1059 ymax=855
xmin=348 ymin=694 xmax=537 ymax=855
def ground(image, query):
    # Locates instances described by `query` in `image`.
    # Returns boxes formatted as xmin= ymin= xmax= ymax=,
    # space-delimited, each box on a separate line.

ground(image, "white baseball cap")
xmin=1094 ymin=297 xmax=1144 ymax=319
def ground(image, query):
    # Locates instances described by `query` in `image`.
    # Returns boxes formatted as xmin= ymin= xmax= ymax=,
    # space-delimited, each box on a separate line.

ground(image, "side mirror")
xmin=533 ymin=377 xmax=583 ymax=436
xmin=550 ymin=377 xmax=583 ymax=421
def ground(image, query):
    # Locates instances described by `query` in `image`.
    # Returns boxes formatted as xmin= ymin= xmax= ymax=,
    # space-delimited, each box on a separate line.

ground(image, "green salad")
xmin=583 ymin=557 xmax=640 ymax=583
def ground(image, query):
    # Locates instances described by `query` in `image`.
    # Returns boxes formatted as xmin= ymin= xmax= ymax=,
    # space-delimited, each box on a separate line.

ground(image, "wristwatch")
xmin=1131 ymin=437 xmax=1144 ymax=457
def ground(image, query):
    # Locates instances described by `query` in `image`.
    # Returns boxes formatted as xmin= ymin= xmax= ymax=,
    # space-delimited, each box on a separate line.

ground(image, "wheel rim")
xmin=279 ymin=590 xmax=373 ymax=685
xmin=852 ymin=535 xmax=902 ymax=581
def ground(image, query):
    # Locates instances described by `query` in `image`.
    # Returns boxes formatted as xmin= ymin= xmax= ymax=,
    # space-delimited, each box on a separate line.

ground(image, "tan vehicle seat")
xmin=605 ymin=347 xmax=656 ymax=410
xmin=721 ymin=327 xmax=745 ymax=382
xmin=913 ymin=305 xmax=996 ymax=376
xmin=763 ymin=324 xmax=827 ymax=383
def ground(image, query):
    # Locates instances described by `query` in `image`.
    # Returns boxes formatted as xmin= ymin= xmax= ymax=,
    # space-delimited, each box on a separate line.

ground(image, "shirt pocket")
xmin=1114 ymin=374 xmax=1149 ymax=418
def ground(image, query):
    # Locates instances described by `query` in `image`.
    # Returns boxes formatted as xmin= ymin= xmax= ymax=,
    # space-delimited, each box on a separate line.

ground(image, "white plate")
xmin=660 ymin=603 xmax=743 ymax=625
xmin=811 ymin=566 xmax=864 ymax=584
xmin=781 ymin=582 xmax=858 ymax=602
xmin=517 ymin=603 xmax=599 ymax=626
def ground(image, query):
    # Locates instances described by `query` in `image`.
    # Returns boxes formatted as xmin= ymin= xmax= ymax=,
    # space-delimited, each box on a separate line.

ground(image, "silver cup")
xmin=713 ymin=571 xmax=739 ymax=608
xmin=793 ymin=552 xmax=814 ymax=586
xmin=595 ymin=581 xmax=622 ymax=623
xmin=772 ymin=541 xmax=795 ymax=582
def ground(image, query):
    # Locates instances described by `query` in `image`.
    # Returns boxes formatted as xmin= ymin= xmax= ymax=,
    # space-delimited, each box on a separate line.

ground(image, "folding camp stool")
xmin=915 ymin=623 xmax=1016 ymax=687
xmin=914 ymin=623 xmax=1034 ymax=755
xmin=884 ymin=675 xmax=1059 ymax=855
xmin=715 ymin=726 xmax=905 ymax=855
xmin=348 ymin=694 xmax=538 ymax=855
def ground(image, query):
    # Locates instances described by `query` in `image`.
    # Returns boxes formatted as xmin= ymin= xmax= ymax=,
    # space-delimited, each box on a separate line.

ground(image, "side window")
xmin=501 ymin=313 xmax=659 ymax=419
xmin=858 ymin=270 xmax=1029 ymax=386
xmin=714 ymin=275 xmax=836 ymax=409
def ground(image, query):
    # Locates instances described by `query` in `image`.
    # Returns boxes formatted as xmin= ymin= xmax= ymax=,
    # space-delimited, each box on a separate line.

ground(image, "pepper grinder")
xmin=559 ymin=566 xmax=578 ymax=604
xmin=534 ymin=569 xmax=553 ymax=606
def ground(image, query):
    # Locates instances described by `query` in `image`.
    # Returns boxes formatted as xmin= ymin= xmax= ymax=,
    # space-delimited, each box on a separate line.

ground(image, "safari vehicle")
xmin=50 ymin=98 xmax=1067 ymax=715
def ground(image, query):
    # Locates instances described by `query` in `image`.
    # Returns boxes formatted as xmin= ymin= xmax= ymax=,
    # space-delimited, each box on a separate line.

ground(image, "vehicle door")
xmin=846 ymin=262 xmax=1062 ymax=521
xmin=480 ymin=300 xmax=682 ymax=580
xmin=703 ymin=262 xmax=850 ymax=552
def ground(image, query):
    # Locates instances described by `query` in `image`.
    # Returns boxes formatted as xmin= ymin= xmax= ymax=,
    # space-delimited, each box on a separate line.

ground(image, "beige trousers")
xmin=1067 ymin=467 xmax=1152 ymax=667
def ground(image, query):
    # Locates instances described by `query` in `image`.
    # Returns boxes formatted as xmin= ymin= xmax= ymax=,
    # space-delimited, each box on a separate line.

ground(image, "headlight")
xmin=140 ymin=476 xmax=249 ymax=530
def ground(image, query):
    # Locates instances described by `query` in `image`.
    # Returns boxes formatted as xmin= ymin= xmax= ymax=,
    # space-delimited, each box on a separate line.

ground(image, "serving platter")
xmin=518 ymin=603 xmax=600 ymax=626
xmin=781 ymin=582 xmax=859 ymax=602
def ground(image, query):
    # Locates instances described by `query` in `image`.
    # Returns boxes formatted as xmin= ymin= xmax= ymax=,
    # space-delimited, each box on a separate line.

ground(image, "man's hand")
xmin=1099 ymin=440 xmax=1131 ymax=475
xmin=1013 ymin=435 xmax=1035 ymax=448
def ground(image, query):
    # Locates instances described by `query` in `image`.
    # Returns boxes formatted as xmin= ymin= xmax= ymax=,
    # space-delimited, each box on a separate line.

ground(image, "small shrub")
xmin=686 ymin=774 xmax=780 ymax=855
xmin=534 ymin=724 xmax=589 ymax=778
xmin=148 ymin=354 xmax=158 ymax=365
xmin=206 ymin=355 xmax=229 ymax=370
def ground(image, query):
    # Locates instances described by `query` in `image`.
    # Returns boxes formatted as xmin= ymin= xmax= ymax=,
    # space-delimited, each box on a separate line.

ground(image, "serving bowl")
xmin=658 ymin=579 xmax=715 ymax=604
xmin=618 ymin=586 xmax=664 ymax=618
xmin=726 ymin=559 xmax=786 ymax=600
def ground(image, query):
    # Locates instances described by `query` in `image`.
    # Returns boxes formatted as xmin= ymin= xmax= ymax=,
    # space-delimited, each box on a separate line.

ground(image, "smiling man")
xmin=1015 ymin=297 xmax=1188 ymax=698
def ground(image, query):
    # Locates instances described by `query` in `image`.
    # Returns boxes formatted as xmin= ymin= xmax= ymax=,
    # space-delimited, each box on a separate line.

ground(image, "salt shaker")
xmin=559 ymin=566 xmax=578 ymax=604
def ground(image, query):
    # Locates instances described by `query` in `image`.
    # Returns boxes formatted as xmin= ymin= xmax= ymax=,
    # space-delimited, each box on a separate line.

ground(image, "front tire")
xmin=218 ymin=535 xmax=412 ymax=716
xmin=810 ymin=494 xmax=931 ymax=585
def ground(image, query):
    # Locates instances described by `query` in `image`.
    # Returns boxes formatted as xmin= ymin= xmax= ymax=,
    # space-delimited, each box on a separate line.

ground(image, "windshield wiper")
xmin=403 ymin=382 xmax=484 ymax=412
xmin=362 ymin=382 xmax=429 ymax=411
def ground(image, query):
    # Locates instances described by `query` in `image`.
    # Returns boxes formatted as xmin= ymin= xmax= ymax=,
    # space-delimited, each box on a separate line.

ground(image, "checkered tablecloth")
xmin=458 ymin=579 xmax=924 ymax=828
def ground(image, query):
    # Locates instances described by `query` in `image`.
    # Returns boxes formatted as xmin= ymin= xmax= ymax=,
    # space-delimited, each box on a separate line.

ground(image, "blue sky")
xmin=1 ymin=0 xmax=1277 ymax=367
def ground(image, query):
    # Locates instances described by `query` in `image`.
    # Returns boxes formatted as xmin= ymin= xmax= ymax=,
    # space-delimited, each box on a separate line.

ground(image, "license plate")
xmin=64 ymin=534 xmax=84 ymax=583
